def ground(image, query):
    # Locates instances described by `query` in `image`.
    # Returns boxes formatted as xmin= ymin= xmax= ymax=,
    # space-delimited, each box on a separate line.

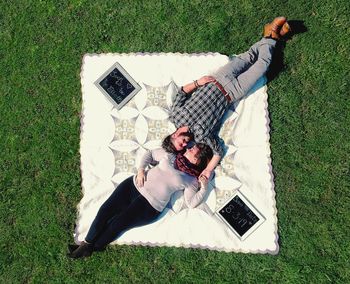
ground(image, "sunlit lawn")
xmin=1 ymin=0 xmax=349 ymax=282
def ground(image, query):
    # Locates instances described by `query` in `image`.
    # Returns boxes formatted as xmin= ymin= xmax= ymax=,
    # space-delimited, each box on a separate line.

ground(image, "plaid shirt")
xmin=169 ymin=83 xmax=229 ymax=156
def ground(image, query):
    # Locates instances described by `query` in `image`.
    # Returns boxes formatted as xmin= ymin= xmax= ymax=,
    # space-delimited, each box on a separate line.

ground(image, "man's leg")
xmin=231 ymin=38 xmax=276 ymax=100
xmin=215 ymin=42 xmax=262 ymax=78
xmin=212 ymin=38 xmax=276 ymax=99
xmin=212 ymin=38 xmax=269 ymax=82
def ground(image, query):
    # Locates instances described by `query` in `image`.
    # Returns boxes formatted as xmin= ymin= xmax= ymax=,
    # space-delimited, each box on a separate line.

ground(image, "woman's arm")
xmin=138 ymin=148 xmax=166 ymax=169
xmin=184 ymin=176 xmax=209 ymax=208
xmin=136 ymin=148 xmax=166 ymax=187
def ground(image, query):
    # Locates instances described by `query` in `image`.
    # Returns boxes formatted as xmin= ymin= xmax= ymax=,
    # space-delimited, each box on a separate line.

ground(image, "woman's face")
xmin=184 ymin=145 xmax=201 ymax=165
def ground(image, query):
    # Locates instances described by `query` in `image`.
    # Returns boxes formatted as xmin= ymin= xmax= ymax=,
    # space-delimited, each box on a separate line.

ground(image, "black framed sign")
xmin=215 ymin=190 xmax=265 ymax=241
xmin=95 ymin=62 xmax=142 ymax=110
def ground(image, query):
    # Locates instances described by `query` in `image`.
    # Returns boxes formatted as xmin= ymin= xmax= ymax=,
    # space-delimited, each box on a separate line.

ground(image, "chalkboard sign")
xmin=215 ymin=190 xmax=265 ymax=241
xmin=95 ymin=62 xmax=142 ymax=110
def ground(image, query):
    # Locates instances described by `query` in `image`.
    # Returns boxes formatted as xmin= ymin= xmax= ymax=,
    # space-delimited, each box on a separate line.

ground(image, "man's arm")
xmin=182 ymin=81 xmax=197 ymax=94
xmin=170 ymin=76 xmax=216 ymax=125
xmin=182 ymin=76 xmax=216 ymax=94
xmin=199 ymin=134 xmax=224 ymax=179
xmin=200 ymin=154 xmax=221 ymax=180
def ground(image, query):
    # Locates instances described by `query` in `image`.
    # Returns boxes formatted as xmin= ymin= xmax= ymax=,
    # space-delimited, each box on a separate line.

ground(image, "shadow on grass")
xmin=267 ymin=20 xmax=308 ymax=82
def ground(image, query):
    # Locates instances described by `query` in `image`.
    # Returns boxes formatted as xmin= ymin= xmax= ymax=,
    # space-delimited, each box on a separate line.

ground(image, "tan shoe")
xmin=280 ymin=21 xmax=291 ymax=37
xmin=271 ymin=16 xmax=287 ymax=33
xmin=263 ymin=23 xmax=274 ymax=38
xmin=263 ymin=16 xmax=287 ymax=40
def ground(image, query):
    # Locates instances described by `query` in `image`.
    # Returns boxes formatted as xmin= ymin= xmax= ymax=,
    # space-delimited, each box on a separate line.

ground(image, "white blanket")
xmin=75 ymin=53 xmax=279 ymax=254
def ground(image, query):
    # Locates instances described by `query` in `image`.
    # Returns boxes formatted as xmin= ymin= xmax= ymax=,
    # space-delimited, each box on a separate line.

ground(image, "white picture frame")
xmin=215 ymin=189 xmax=266 ymax=241
xmin=94 ymin=62 xmax=142 ymax=110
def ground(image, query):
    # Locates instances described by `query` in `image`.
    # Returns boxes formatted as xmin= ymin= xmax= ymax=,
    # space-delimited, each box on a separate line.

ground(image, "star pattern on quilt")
xmin=113 ymin=118 xmax=138 ymax=141
xmin=214 ymin=189 xmax=236 ymax=211
xmin=147 ymin=119 xmax=170 ymax=141
xmin=143 ymin=83 xmax=170 ymax=109
xmin=111 ymin=149 xmax=138 ymax=176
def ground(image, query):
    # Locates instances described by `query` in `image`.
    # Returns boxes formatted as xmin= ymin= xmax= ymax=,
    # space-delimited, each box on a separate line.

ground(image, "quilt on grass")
xmin=75 ymin=53 xmax=278 ymax=254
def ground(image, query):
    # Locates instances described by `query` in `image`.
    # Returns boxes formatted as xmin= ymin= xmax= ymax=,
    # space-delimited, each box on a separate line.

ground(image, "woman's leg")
xmin=84 ymin=176 xmax=139 ymax=243
xmin=93 ymin=194 xmax=161 ymax=250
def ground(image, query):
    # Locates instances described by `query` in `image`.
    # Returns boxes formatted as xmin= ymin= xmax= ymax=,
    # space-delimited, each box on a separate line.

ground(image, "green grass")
xmin=1 ymin=0 xmax=349 ymax=283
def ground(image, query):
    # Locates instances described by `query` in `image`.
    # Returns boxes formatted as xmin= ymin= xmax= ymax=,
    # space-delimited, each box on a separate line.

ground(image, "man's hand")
xmin=136 ymin=169 xmax=146 ymax=187
xmin=199 ymin=154 xmax=220 ymax=180
xmin=197 ymin=76 xmax=216 ymax=86
xmin=199 ymin=168 xmax=213 ymax=181
xmin=176 ymin=126 xmax=189 ymax=135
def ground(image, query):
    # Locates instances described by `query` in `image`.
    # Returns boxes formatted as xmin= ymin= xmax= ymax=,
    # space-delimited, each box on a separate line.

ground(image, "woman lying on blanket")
xmin=68 ymin=142 xmax=213 ymax=259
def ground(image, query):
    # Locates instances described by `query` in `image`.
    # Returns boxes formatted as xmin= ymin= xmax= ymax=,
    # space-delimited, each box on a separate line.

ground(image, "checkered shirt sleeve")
xmin=202 ymin=134 xmax=224 ymax=157
xmin=169 ymin=88 xmax=189 ymax=127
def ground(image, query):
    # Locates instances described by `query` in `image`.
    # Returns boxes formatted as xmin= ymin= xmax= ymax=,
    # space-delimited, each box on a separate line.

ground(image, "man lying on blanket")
xmin=164 ymin=16 xmax=291 ymax=180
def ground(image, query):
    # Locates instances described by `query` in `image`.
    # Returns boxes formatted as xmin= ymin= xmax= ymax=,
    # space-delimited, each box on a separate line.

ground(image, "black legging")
xmin=85 ymin=176 xmax=161 ymax=249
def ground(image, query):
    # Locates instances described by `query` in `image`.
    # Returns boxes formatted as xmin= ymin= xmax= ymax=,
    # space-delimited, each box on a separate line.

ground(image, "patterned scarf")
xmin=175 ymin=153 xmax=201 ymax=178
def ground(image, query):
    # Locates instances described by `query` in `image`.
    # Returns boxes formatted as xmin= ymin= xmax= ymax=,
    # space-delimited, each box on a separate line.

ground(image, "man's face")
xmin=172 ymin=134 xmax=190 ymax=151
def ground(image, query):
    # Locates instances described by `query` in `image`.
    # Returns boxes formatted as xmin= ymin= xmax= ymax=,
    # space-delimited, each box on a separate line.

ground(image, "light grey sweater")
xmin=134 ymin=148 xmax=206 ymax=212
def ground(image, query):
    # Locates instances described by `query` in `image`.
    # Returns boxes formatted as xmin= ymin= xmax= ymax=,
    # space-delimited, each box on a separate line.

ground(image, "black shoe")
xmin=68 ymin=244 xmax=80 ymax=254
xmin=68 ymin=242 xmax=93 ymax=259
xmin=93 ymin=245 xmax=107 ymax=252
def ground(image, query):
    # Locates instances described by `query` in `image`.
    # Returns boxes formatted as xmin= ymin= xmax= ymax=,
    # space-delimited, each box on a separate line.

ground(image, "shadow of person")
xmin=267 ymin=20 xmax=308 ymax=82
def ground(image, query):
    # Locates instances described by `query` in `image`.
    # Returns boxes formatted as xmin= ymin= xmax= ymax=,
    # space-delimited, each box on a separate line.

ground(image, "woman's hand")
xmin=197 ymin=76 xmax=216 ymax=86
xmin=198 ymin=175 xmax=209 ymax=190
xmin=136 ymin=169 xmax=146 ymax=187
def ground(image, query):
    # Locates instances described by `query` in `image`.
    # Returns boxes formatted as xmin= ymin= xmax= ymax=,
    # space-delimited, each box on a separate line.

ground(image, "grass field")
xmin=1 ymin=0 xmax=349 ymax=283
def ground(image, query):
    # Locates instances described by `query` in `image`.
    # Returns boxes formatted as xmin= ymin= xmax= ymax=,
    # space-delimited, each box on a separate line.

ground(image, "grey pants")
xmin=212 ymin=38 xmax=277 ymax=101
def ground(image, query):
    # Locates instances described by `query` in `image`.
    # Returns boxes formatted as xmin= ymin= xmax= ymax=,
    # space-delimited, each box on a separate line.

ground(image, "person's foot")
xmin=263 ymin=16 xmax=287 ymax=40
xmin=280 ymin=21 xmax=291 ymax=37
xmin=68 ymin=241 xmax=93 ymax=259
xmin=68 ymin=244 xmax=80 ymax=253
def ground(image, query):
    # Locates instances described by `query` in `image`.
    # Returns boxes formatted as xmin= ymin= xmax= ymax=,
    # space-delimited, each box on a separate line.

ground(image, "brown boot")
xmin=280 ymin=21 xmax=291 ymax=37
xmin=263 ymin=16 xmax=287 ymax=40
